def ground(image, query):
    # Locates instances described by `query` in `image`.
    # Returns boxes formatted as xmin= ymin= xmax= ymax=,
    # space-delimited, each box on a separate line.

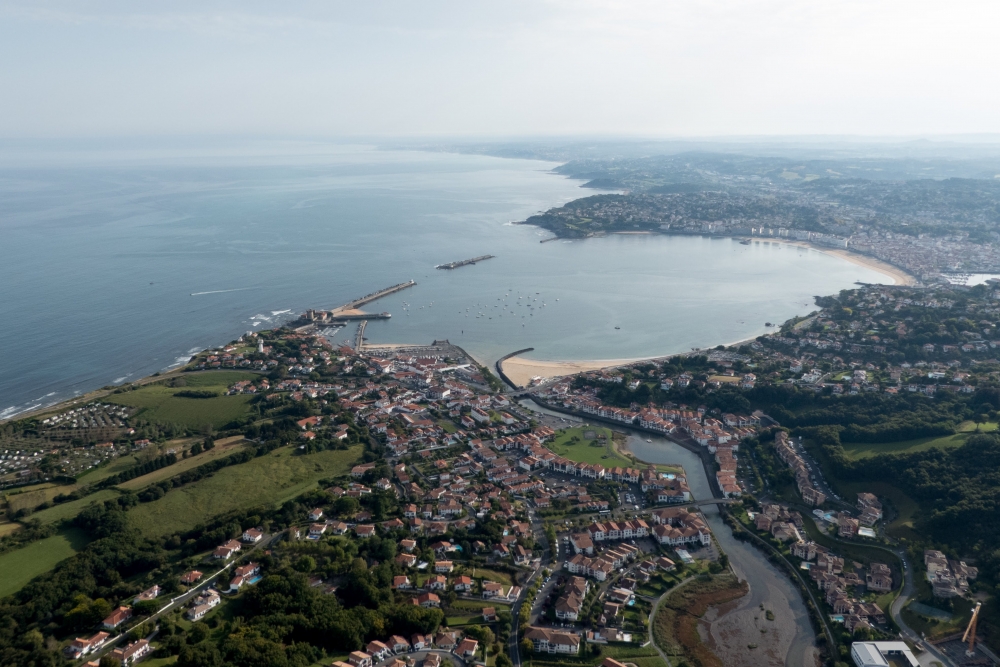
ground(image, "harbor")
xmin=435 ymin=254 xmax=495 ymax=270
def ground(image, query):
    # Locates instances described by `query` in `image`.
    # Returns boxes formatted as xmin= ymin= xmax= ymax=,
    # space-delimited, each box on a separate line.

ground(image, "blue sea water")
xmin=0 ymin=143 xmax=890 ymax=418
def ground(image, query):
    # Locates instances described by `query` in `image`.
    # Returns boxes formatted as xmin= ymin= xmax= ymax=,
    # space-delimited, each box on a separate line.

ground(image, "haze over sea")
xmin=0 ymin=143 xmax=891 ymax=418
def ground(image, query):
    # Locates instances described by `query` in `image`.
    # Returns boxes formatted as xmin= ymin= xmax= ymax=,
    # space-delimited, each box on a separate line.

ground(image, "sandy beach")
xmin=778 ymin=240 xmax=917 ymax=286
xmin=499 ymin=356 xmax=645 ymax=387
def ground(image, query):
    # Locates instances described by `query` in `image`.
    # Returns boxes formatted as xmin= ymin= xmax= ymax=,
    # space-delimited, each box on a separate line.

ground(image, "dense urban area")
xmin=4 ymin=280 xmax=1000 ymax=667
xmin=520 ymin=153 xmax=1000 ymax=281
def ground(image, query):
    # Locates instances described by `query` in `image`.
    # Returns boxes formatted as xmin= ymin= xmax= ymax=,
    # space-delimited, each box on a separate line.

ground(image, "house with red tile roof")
xmin=102 ymin=606 xmax=132 ymax=629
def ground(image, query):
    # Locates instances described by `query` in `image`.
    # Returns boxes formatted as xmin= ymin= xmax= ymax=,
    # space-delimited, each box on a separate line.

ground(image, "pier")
xmin=435 ymin=255 xmax=495 ymax=270
xmin=354 ymin=320 xmax=367 ymax=350
xmin=298 ymin=280 xmax=415 ymax=324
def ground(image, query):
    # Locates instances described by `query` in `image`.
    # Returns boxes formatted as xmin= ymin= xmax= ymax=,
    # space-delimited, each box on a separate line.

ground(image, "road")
xmin=887 ymin=551 xmax=955 ymax=667
xmin=646 ymin=575 xmax=700 ymax=667
xmin=509 ymin=508 xmax=552 ymax=667
xmin=517 ymin=398 xmax=945 ymax=665
xmin=86 ymin=531 xmax=280 ymax=663
xmin=776 ymin=507 xmax=954 ymax=665
xmin=786 ymin=435 xmax=853 ymax=511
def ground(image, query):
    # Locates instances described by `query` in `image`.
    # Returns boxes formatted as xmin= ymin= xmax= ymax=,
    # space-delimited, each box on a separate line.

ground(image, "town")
xmin=1 ymin=284 xmax=999 ymax=667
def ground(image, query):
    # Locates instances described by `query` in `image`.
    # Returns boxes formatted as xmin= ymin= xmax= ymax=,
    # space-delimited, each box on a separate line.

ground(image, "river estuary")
xmin=627 ymin=435 xmax=820 ymax=667
xmin=520 ymin=397 xmax=819 ymax=665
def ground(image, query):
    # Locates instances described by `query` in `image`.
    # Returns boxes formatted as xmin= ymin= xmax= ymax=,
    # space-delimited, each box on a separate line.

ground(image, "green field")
xmin=841 ymin=420 xmax=996 ymax=460
xmin=128 ymin=445 xmax=362 ymax=537
xmin=117 ymin=436 xmax=248 ymax=490
xmin=29 ymin=489 xmax=122 ymax=525
xmin=547 ymin=427 xmax=631 ymax=467
xmin=436 ymin=419 xmax=458 ymax=434
xmin=3 ymin=483 xmax=67 ymax=515
xmin=75 ymin=450 xmax=145 ymax=484
xmin=139 ymin=657 xmax=178 ymax=667
xmin=180 ymin=371 xmax=261 ymax=387
xmin=0 ymin=528 xmax=90 ymax=598
xmin=468 ymin=568 xmax=514 ymax=586
xmin=530 ymin=645 xmax=665 ymax=667
xmin=106 ymin=372 xmax=259 ymax=429
xmin=450 ymin=598 xmax=511 ymax=611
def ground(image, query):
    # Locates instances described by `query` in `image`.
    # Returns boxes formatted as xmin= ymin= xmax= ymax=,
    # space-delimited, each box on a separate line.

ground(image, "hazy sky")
xmin=2 ymin=0 xmax=998 ymax=139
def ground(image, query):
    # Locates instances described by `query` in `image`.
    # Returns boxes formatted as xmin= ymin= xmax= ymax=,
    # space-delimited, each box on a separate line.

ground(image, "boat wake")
xmin=191 ymin=287 xmax=257 ymax=296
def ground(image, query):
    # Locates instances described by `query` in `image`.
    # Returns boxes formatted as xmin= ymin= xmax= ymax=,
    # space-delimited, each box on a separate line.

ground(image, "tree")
xmin=188 ymin=621 xmax=210 ymax=644
xmin=295 ymin=555 xmax=316 ymax=572
xmin=520 ymin=638 xmax=533 ymax=655
xmin=133 ymin=599 xmax=159 ymax=616
xmin=496 ymin=653 xmax=513 ymax=667
xmin=976 ymin=413 xmax=989 ymax=432
xmin=336 ymin=496 xmax=360 ymax=516
xmin=177 ymin=644 xmax=224 ymax=667
xmin=464 ymin=625 xmax=495 ymax=646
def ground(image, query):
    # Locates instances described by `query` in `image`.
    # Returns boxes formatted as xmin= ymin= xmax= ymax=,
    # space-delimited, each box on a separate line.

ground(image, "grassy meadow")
xmin=547 ymin=426 xmax=631 ymax=467
xmin=841 ymin=420 xmax=996 ymax=460
xmin=0 ymin=528 xmax=90 ymax=598
xmin=29 ymin=489 xmax=122 ymax=525
xmin=105 ymin=371 xmax=259 ymax=429
xmin=128 ymin=445 xmax=362 ymax=537
xmin=117 ymin=436 xmax=248 ymax=490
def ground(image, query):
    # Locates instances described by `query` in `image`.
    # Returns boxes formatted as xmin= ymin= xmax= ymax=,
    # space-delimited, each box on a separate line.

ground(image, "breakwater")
xmin=495 ymin=348 xmax=534 ymax=389
xmin=436 ymin=255 xmax=495 ymax=270
xmin=298 ymin=280 xmax=416 ymax=325
xmin=337 ymin=280 xmax=416 ymax=311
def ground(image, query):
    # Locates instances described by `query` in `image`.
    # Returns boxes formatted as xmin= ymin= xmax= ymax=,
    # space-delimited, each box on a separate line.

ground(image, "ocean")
xmin=0 ymin=143 xmax=890 ymax=418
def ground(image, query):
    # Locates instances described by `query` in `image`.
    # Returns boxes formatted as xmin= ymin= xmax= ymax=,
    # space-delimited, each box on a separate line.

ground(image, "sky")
xmin=1 ymin=0 xmax=999 ymax=139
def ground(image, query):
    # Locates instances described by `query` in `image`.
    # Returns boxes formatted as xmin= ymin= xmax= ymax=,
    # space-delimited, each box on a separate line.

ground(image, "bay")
xmin=0 ymin=143 xmax=890 ymax=417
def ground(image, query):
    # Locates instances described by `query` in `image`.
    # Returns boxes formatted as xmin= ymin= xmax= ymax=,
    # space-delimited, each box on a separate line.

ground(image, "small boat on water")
xmin=740 ymin=238 xmax=752 ymax=245
xmin=614 ymin=326 xmax=620 ymax=329
xmin=646 ymin=439 xmax=651 ymax=443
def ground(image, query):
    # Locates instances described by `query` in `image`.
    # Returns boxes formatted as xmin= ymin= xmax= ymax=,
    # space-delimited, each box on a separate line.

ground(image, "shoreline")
xmin=537 ymin=227 xmax=919 ymax=287
xmin=497 ymin=331 xmax=771 ymax=389
xmin=499 ymin=357 xmax=647 ymax=387
xmin=4 ymin=233 xmax=915 ymax=421
xmin=774 ymin=239 xmax=917 ymax=286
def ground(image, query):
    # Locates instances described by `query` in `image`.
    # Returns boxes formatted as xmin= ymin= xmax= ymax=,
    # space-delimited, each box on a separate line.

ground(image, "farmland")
xmin=128 ymin=445 xmax=362 ymax=537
